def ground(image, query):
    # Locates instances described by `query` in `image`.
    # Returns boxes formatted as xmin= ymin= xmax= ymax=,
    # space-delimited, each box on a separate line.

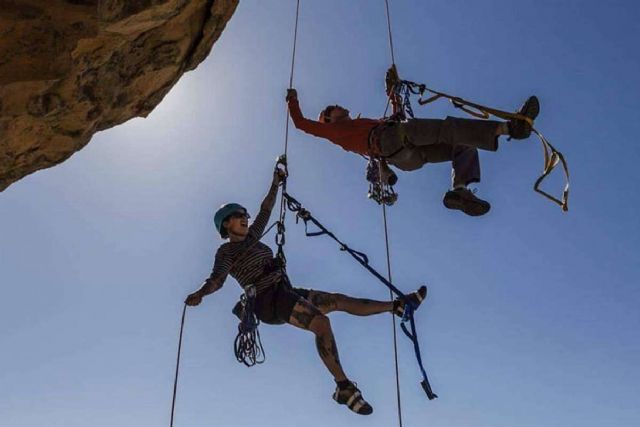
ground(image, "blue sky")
xmin=1 ymin=1 xmax=639 ymax=426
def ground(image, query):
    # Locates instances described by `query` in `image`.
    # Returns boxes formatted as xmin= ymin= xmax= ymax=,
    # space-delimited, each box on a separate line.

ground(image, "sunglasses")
xmin=229 ymin=211 xmax=250 ymax=220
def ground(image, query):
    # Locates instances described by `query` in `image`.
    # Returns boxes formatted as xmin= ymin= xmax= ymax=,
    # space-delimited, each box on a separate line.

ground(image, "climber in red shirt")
xmin=286 ymin=68 xmax=539 ymax=216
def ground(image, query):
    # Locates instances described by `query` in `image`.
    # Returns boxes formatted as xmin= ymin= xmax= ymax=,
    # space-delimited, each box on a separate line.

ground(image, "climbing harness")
xmin=364 ymin=116 xmax=403 ymax=206
xmin=274 ymin=155 xmax=289 ymax=266
xmin=363 ymin=65 xmax=406 ymax=206
xmin=390 ymin=78 xmax=570 ymax=211
xmin=281 ymin=191 xmax=437 ymax=400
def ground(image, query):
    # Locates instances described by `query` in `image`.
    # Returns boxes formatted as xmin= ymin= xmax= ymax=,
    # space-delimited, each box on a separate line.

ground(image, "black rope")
xmin=170 ymin=304 xmax=187 ymax=427
xmin=382 ymin=204 xmax=403 ymax=426
xmin=234 ymin=287 xmax=266 ymax=367
xmin=383 ymin=2 xmax=405 ymax=425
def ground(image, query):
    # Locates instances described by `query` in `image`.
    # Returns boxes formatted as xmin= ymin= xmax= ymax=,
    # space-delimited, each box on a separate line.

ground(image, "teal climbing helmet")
xmin=214 ymin=203 xmax=248 ymax=238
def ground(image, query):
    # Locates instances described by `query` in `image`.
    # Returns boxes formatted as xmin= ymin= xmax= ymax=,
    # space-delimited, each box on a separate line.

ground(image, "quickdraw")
xmin=274 ymin=154 xmax=289 ymax=265
xmin=282 ymin=191 xmax=437 ymax=400
xmin=392 ymin=79 xmax=570 ymax=212
xmin=366 ymin=157 xmax=398 ymax=206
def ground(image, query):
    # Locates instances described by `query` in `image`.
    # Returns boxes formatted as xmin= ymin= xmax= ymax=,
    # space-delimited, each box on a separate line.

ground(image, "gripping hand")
xmin=286 ymin=88 xmax=298 ymax=102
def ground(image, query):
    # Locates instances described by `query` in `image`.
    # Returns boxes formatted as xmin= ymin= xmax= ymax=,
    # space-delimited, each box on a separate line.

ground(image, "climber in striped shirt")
xmin=184 ymin=167 xmax=427 ymax=416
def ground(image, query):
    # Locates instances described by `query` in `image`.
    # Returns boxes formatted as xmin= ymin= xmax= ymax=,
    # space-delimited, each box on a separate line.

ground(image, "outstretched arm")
xmin=249 ymin=169 xmax=286 ymax=238
xmin=286 ymin=89 xmax=329 ymax=138
xmin=185 ymin=247 xmax=229 ymax=306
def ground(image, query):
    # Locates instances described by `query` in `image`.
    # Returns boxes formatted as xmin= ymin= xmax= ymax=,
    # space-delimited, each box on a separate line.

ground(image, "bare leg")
xmin=288 ymin=299 xmax=347 ymax=382
xmin=307 ymin=290 xmax=393 ymax=316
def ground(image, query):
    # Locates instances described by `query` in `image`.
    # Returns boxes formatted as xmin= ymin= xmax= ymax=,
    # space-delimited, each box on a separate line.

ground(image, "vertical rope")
xmin=384 ymin=0 xmax=396 ymax=65
xmin=278 ymin=0 xmax=301 ymax=245
xmin=283 ymin=0 xmax=301 ymax=157
xmin=170 ymin=304 xmax=187 ymax=427
xmin=383 ymin=204 xmax=403 ymax=427
xmin=383 ymin=1 xmax=402 ymax=426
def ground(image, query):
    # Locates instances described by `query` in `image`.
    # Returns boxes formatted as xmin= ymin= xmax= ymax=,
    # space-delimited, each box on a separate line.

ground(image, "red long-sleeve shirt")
xmin=287 ymin=97 xmax=382 ymax=156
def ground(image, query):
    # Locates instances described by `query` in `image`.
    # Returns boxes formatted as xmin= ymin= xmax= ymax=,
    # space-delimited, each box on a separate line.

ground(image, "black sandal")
xmin=332 ymin=381 xmax=373 ymax=415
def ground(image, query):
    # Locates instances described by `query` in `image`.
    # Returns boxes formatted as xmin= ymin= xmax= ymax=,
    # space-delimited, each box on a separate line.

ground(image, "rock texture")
xmin=0 ymin=0 xmax=238 ymax=191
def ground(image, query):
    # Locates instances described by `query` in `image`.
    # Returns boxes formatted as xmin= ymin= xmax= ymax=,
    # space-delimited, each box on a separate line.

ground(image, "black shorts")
xmin=252 ymin=283 xmax=310 ymax=325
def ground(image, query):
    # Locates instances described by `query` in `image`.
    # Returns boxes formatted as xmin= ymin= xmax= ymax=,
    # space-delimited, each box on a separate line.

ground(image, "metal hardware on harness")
xmin=282 ymin=191 xmax=437 ymax=400
xmin=275 ymin=220 xmax=287 ymax=266
xmin=366 ymin=157 xmax=398 ymax=206
xmin=233 ymin=285 xmax=266 ymax=367
xmin=275 ymin=154 xmax=289 ymax=266
xmin=391 ymin=79 xmax=570 ymax=212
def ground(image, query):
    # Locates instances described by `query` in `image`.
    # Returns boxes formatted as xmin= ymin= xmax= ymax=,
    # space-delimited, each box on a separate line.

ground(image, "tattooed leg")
xmin=308 ymin=290 xmax=393 ymax=316
xmin=288 ymin=299 xmax=347 ymax=382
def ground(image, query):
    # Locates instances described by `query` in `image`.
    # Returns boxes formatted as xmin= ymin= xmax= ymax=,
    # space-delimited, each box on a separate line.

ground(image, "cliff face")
xmin=0 ymin=0 xmax=238 ymax=191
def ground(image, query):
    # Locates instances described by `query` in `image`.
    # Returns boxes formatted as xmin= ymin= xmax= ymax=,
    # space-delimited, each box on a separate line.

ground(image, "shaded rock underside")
xmin=0 ymin=0 xmax=238 ymax=191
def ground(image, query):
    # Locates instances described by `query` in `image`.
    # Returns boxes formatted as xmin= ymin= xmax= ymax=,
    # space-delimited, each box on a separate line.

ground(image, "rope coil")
xmin=234 ymin=286 xmax=266 ymax=367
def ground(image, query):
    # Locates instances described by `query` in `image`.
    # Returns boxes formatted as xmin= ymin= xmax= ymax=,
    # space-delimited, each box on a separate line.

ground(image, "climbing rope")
xmin=275 ymin=0 xmax=301 ymax=267
xmin=384 ymin=0 xmax=396 ymax=66
xmin=382 ymin=3 xmax=407 ymax=427
xmin=382 ymin=202 xmax=404 ymax=423
xmin=170 ymin=304 xmax=186 ymax=427
xmin=234 ymin=285 xmax=266 ymax=367
xmin=282 ymin=0 xmax=300 ymax=157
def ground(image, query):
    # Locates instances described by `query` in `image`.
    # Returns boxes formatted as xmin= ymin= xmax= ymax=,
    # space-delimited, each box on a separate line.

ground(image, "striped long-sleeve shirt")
xmin=204 ymin=181 xmax=281 ymax=295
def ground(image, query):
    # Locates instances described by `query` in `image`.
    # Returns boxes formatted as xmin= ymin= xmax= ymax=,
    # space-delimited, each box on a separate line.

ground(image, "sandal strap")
xmin=346 ymin=390 xmax=362 ymax=407
xmin=333 ymin=384 xmax=372 ymax=415
xmin=351 ymin=399 xmax=367 ymax=413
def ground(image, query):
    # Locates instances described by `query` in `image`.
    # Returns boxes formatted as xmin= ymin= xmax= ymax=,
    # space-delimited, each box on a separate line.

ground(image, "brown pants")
xmin=379 ymin=117 xmax=501 ymax=187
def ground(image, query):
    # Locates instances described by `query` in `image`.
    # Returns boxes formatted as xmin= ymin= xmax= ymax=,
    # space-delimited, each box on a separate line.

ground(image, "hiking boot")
xmin=394 ymin=285 xmax=427 ymax=318
xmin=332 ymin=381 xmax=373 ymax=415
xmin=443 ymin=187 xmax=491 ymax=216
xmin=508 ymin=95 xmax=540 ymax=140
